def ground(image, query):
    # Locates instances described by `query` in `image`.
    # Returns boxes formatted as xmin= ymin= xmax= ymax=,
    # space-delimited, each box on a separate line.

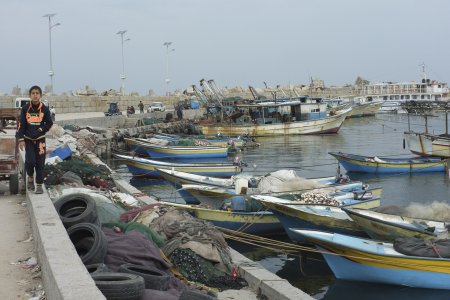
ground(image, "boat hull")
xmin=404 ymin=131 xmax=450 ymax=158
xmin=293 ymin=230 xmax=450 ymax=290
xmin=329 ymin=152 xmax=447 ymax=173
xmin=347 ymin=102 xmax=383 ymax=118
xmin=343 ymin=208 xmax=443 ymax=242
xmin=259 ymin=201 xmax=374 ymax=242
xmin=161 ymin=202 xmax=284 ymax=236
xmin=118 ymin=156 xmax=241 ymax=178
xmin=125 ymin=138 xmax=228 ymax=158
xmin=200 ymin=109 xmax=350 ymax=137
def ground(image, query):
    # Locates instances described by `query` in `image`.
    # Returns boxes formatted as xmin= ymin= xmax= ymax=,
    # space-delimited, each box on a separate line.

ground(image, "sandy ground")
xmin=0 ymin=181 xmax=42 ymax=299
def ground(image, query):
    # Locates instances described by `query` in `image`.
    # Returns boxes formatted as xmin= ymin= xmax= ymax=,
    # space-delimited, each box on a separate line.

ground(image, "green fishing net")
xmin=44 ymin=157 xmax=115 ymax=189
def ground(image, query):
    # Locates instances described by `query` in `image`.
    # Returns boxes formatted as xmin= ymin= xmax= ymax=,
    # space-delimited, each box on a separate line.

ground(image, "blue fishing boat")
xmin=253 ymin=195 xmax=381 ymax=241
xmin=329 ymin=151 xmax=448 ymax=173
xmin=113 ymin=153 xmax=243 ymax=178
xmin=291 ymin=229 xmax=450 ymax=290
xmin=124 ymin=137 xmax=228 ymax=159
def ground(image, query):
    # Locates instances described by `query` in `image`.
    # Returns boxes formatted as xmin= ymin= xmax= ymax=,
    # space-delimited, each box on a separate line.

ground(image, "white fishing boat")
xmin=200 ymin=99 xmax=351 ymax=137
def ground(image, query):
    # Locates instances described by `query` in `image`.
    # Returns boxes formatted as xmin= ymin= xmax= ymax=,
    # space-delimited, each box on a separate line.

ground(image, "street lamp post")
xmin=116 ymin=30 xmax=130 ymax=96
xmin=43 ymin=13 xmax=60 ymax=94
xmin=163 ymin=42 xmax=175 ymax=96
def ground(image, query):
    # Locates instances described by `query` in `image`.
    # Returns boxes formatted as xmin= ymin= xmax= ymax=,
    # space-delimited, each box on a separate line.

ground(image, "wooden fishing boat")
xmin=150 ymin=133 xmax=246 ymax=148
xmin=181 ymin=183 xmax=382 ymax=209
xmin=291 ymin=229 xmax=450 ymax=290
xmin=342 ymin=207 xmax=450 ymax=242
xmin=160 ymin=201 xmax=284 ymax=236
xmin=404 ymin=131 xmax=450 ymax=158
xmin=253 ymin=195 xmax=381 ymax=241
xmin=329 ymin=151 xmax=447 ymax=173
xmin=124 ymin=137 xmax=228 ymax=159
xmin=113 ymin=153 xmax=243 ymax=178
xmin=157 ymin=168 xmax=234 ymax=188
xmin=404 ymin=108 xmax=450 ymax=158
xmin=157 ymin=168 xmax=366 ymax=191
xmin=347 ymin=100 xmax=383 ymax=118
xmin=200 ymin=103 xmax=352 ymax=137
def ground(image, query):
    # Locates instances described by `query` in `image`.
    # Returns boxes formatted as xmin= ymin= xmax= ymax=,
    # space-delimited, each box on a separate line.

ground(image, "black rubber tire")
xmin=85 ymin=263 xmax=109 ymax=274
xmin=9 ymin=173 xmax=19 ymax=194
xmin=118 ymin=263 xmax=170 ymax=290
xmin=67 ymin=223 xmax=107 ymax=265
xmin=179 ymin=288 xmax=216 ymax=300
xmin=91 ymin=272 xmax=145 ymax=300
xmin=54 ymin=193 xmax=98 ymax=228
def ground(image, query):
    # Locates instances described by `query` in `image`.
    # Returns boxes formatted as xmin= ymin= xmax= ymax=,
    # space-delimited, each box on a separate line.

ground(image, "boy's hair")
xmin=29 ymin=85 xmax=42 ymax=96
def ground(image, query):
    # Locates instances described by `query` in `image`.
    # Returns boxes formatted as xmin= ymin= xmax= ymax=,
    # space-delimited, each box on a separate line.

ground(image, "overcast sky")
xmin=1 ymin=0 xmax=449 ymax=96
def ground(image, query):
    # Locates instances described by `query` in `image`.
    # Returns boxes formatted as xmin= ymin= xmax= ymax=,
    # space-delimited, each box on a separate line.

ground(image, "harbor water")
xmin=110 ymin=113 xmax=450 ymax=299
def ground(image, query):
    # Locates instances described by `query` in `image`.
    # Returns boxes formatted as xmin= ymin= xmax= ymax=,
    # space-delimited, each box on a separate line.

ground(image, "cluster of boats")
xmin=114 ymin=87 xmax=450 ymax=291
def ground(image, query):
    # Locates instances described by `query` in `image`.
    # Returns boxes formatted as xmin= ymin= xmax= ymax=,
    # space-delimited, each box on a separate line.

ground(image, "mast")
xmin=191 ymin=85 xmax=209 ymax=105
xmin=419 ymin=62 xmax=427 ymax=81
xmin=208 ymin=80 xmax=226 ymax=100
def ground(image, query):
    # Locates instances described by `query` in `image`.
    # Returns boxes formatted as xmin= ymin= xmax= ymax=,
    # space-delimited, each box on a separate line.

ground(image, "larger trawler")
xmin=354 ymin=66 xmax=449 ymax=113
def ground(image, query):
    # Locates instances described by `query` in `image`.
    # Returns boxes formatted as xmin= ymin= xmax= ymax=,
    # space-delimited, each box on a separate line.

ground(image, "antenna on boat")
xmin=419 ymin=62 xmax=427 ymax=81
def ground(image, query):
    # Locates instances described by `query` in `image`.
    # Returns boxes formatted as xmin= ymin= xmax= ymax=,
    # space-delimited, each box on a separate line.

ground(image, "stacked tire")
xmin=54 ymin=193 xmax=147 ymax=299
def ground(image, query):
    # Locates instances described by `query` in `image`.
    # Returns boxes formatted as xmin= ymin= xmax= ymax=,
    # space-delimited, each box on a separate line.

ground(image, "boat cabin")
xmin=231 ymin=97 xmax=327 ymax=125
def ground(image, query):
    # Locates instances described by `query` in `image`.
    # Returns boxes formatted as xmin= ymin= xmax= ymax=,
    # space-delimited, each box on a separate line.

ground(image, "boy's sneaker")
xmin=35 ymin=185 xmax=44 ymax=194
xmin=27 ymin=179 xmax=35 ymax=192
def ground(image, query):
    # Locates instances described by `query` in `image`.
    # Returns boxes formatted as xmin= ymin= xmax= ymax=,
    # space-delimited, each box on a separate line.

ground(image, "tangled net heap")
xmin=44 ymin=157 xmax=116 ymax=189
xmin=170 ymin=248 xmax=247 ymax=290
xmin=296 ymin=191 xmax=341 ymax=206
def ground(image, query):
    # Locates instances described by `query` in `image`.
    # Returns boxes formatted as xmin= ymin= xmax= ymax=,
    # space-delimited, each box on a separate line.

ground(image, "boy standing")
xmin=16 ymin=86 xmax=53 ymax=194
xmin=138 ymin=101 xmax=144 ymax=113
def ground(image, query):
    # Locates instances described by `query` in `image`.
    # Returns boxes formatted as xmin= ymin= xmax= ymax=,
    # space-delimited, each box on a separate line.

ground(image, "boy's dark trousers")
xmin=25 ymin=138 xmax=46 ymax=184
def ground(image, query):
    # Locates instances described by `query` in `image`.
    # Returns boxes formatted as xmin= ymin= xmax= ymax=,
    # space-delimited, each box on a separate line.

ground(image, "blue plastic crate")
xmin=49 ymin=145 xmax=72 ymax=160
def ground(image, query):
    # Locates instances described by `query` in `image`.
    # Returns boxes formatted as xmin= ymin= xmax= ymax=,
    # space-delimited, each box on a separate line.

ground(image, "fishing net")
xmin=170 ymin=248 xmax=247 ymax=290
xmin=102 ymin=221 xmax=166 ymax=248
xmin=142 ymin=117 xmax=160 ymax=125
xmin=62 ymin=124 xmax=81 ymax=131
xmin=44 ymin=157 xmax=115 ymax=189
xmin=96 ymin=202 xmax=126 ymax=224
xmin=277 ymin=191 xmax=341 ymax=206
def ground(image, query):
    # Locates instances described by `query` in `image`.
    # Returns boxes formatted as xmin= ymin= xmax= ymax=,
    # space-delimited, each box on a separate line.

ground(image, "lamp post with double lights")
xmin=43 ymin=13 xmax=60 ymax=94
xmin=163 ymin=42 xmax=175 ymax=96
xmin=117 ymin=30 xmax=130 ymax=96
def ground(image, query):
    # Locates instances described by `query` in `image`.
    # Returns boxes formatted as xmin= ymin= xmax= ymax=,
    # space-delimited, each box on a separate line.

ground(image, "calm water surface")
xmin=110 ymin=113 xmax=450 ymax=299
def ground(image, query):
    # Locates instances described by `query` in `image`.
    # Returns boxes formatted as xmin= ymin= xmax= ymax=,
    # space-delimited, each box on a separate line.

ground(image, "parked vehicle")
xmin=0 ymin=108 xmax=20 ymax=194
xmin=14 ymin=97 xmax=31 ymax=111
xmin=147 ymin=102 xmax=166 ymax=112
xmin=104 ymin=102 xmax=122 ymax=116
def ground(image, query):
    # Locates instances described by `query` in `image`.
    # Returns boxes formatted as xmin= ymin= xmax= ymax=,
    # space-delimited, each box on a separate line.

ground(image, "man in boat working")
xmin=16 ymin=85 xmax=53 ymax=194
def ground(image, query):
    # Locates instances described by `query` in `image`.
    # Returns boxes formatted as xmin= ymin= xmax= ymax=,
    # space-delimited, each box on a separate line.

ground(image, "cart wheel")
xmin=9 ymin=173 xmax=19 ymax=194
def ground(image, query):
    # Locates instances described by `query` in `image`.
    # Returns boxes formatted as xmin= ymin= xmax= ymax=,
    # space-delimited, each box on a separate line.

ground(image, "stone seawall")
xmin=0 ymin=95 xmax=182 ymax=113
xmin=0 ymin=87 xmax=357 ymax=113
